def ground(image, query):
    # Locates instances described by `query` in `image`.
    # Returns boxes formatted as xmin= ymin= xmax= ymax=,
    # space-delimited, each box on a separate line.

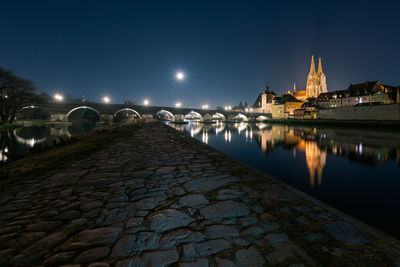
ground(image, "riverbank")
xmin=0 ymin=122 xmax=144 ymax=186
xmin=0 ymin=119 xmax=50 ymax=131
xmin=0 ymin=122 xmax=399 ymax=266
xmin=261 ymin=118 xmax=400 ymax=129
xmin=0 ymin=123 xmax=21 ymax=130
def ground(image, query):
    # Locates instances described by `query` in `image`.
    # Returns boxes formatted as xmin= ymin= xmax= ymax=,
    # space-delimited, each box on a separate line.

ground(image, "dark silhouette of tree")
xmin=0 ymin=67 xmax=37 ymax=124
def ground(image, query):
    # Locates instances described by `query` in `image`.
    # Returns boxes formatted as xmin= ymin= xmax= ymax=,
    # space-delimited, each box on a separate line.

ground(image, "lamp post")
xmin=103 ymin=96 xmax=111 ymax=104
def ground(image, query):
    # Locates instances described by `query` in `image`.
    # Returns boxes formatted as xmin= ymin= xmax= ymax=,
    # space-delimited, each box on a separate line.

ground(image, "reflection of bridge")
xmin=22 ymin=102 xmax=271 ymax=123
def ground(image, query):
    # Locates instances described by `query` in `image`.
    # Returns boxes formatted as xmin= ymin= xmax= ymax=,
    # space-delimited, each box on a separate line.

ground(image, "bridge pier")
xmin=50 ymin=114 xmax=68 ymax=122
xmin=100 ymin=114 xmax=113 ymax=123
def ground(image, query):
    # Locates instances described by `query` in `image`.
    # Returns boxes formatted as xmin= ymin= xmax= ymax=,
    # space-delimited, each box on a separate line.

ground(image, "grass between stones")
xmin=0 ymin=121 xmax=145 ymax=188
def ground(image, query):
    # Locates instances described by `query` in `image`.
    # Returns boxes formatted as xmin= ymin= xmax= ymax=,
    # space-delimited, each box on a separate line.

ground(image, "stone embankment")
xmin=1 ymin=122 xmax=399 ymax=266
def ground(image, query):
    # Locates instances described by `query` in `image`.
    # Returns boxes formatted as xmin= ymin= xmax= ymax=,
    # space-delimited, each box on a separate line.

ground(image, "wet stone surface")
xmin=0 ymin=122 xmax=399 ymax=266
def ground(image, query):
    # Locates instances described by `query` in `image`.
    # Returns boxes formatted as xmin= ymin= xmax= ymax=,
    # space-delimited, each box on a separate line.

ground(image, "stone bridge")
xmin=18 ymin=102 xmax=271 ymax=123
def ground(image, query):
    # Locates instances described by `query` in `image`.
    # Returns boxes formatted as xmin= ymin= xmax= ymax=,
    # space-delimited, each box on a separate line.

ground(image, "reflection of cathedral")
xmin=297 ymin=140 xmax=327 ymax=187
xmin=255 ymin=125 xmax=327 ymax=186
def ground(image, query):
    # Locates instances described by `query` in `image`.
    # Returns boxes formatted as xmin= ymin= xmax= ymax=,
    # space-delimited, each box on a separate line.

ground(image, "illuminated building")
xmin=252 ymin=85 xmax=276 ymax=113
xmin=272 ymin=94 xmax=302 ymax=118
xmin=317 ymin=81 xmax=399 ymax=107
xmin=292 ymin=56 xmax=327 ymax=99
xmin=271 ymin=103 xmax=284 ymax=118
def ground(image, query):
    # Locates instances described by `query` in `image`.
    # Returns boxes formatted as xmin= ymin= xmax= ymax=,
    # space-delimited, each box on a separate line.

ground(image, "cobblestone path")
xmin=1 ymin=123 xmax=399 ymax=266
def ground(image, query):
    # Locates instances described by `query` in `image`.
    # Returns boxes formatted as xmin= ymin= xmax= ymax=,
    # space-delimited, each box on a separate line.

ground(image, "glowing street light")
xmin=175 ymin=102 xmax=182 ymax=108
xmin=143 ymin=99 xmax=150 ymax=106
xmin=224 ymin=106 xmax=232 ymax=111
xmin=202 ymin=104 xmax=209 ymax=109
xmin=103 ymin=96 xmax=111 ymax=104
xmin=175 ymin=71 xmax=185 ymax=81
xmin=54 ymin=93 xmax=63 ymax=102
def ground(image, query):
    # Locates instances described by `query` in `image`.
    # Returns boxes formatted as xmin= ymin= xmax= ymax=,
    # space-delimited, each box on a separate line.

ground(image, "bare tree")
xmin=0 ymin=67 xmax=37 ymax=124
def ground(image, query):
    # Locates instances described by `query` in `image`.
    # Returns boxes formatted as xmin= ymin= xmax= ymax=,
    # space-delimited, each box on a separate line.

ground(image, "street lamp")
xmin=143 ymin=99 xmax=149 ymax=106
xmin=54 ymin=93 xmax=63 ymax=102
xmin=103 ymin=96 xmax=111 ymax=104
xmin=202 ymin=104 xmax=209 ymax=109
xmin=175 ymin=102 xmax=182 ymax=108
xmin=225 ymin=106 xmax=232 ymax=111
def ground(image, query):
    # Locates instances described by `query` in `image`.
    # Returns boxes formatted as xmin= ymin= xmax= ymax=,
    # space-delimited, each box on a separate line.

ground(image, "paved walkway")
xmin=1 ymin=123 xmax=399 ymax=266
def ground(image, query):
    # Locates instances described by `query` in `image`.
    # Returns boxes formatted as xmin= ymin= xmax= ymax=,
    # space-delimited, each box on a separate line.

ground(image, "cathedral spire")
xmin=309 ymin=55 xmax=316 ymax=74
xmin=293 ymin=82 xmax=296 ymax=93
xmin=318 ymin=57 xmax=323 ymax=74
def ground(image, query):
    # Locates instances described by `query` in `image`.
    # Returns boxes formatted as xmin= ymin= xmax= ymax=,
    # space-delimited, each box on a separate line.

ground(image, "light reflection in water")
xmin=0 ymin=123 xmax=97 ymax=162
xmin=0 ymin=147 xmax=8 ymax=162
xmin=224 ymin=130 xmax=232 ymax=143
xmin=202 ymin=131 xmax=208 ymax=144
xmin=168 ymin=122 xmax=400 ymax=188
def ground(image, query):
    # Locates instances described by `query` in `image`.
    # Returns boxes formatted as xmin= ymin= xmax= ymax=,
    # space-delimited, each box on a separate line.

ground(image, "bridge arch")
xmin=211 ymin=112 xmax=226 ymax=121
xmin=20 ymin=105 xmax=39 ymax=111
xmin=235 ymin=113 xmax=248 ymax=122
xmin=201 ymin=114 xmax=213 ymax=122
xmin=184 ymin=111 xmax=203 ymax=121
xmin=17 ymin=105 xmax=43 ymax=120
xmin=113 ymin=108 xmax=141 ymax=123
xmin=67 ymin=106 xmax=100 ymax=123
xmin=156 ymin=110 xmax=174 ymax=121
xmin=256 ymin=115 xmax=268 ymax=121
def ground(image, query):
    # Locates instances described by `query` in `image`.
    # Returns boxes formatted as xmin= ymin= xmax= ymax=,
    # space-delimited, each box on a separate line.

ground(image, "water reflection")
xmin=169 ymin=122 xmax=400 ymax=187
xmin=0 ymin=123 xmax=97 ymax=162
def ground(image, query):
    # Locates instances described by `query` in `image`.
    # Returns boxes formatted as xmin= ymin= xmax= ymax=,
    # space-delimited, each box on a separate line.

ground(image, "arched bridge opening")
xmin=17 ymin=106 xmax=43 ymax=120
xmin=184 ymin=111 xmax=203 ymax=122
xmin=156 ymin=110 xmax=175 ymax=121
xmin=235 ymin=113 xmax=248 ymax=122
xmin=211 ymin=113 xmax=226 ymax=121
xmin=67 ymin=106 xmax=100 ymax=123
xmin=113 ymin=108 xmax=141 ymax=123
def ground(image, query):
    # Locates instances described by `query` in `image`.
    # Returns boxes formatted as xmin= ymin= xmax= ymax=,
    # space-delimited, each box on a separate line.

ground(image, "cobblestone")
xmin=0 ymin=123 xmax=398 ymax=265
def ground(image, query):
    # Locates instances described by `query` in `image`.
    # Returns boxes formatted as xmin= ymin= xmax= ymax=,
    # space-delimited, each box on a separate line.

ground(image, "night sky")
xmin=1 ymin=0 xmax=399 ymax=108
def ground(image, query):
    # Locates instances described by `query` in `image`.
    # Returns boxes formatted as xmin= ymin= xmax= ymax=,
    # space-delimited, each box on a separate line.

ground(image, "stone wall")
xmin=318 ymin=104 xmax=400 ymax=120
xmin=50 ymin=114 xmax=68 ymax=122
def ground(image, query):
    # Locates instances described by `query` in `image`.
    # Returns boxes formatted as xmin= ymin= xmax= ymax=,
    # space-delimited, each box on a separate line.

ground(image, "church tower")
xmin=306 ymin=55 xmax=327 ymax=98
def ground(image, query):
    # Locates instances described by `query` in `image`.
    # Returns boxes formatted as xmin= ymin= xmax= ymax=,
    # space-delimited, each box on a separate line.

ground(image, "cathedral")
xmin=306 ymin=55 xmax=327 ymax=98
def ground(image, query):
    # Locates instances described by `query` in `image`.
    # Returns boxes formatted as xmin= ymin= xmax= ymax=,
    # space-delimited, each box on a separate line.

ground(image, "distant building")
xmin=306 ymin=55 xmax=327 ymax=98
xmin=286 ymin=83 xmax=307 ymax=101
xmin=317 ymin=81 xmax=399 ymax=108
xmin=272 ymin=103 xmax=284 ymax=118
xmin=294 ymin=90 xmax=307 ymax=101
xmin=252 ymin=85 xmax=277 ymax=113
xmin=289 ymin=55 xmax=327 ymax=100
xmin=272 ymin=93 xmax=303 ymax=118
